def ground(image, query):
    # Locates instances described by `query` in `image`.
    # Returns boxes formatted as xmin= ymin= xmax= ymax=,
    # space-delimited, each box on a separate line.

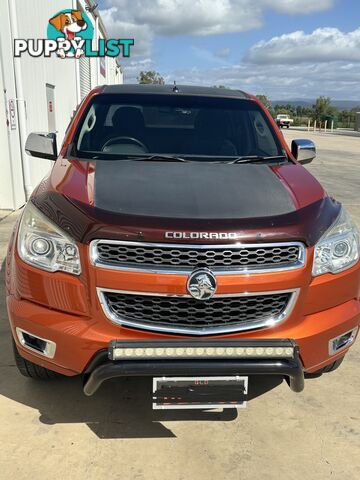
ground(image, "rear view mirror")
xmin=25 ymin=132 xmax=57 ymax=161
xmin=291 ymin=139 xmax=316 ymax=165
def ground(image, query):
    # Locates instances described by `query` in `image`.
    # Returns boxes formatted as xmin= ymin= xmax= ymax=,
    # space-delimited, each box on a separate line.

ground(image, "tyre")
xmin=13 ymin=340 xmax=59 ymax=380
xmin=305 ymin=356 xmax=344 ymax=378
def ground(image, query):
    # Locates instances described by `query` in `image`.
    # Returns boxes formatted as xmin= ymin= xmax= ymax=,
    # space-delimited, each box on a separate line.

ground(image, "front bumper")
xmin=82 ymin=339 xmax=304 ymax=396
xmin=6 ymin=238 xmax=360 ymax=383
xmin=7 ymin=293 xmax=360 ymax=378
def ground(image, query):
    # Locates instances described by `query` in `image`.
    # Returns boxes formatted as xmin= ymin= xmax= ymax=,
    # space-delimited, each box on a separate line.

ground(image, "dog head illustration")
xmin=49 ymin=10 xmax=87 ymax=40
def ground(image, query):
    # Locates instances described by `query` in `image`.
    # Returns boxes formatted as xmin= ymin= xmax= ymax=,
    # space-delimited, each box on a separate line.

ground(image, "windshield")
xmin=74 ymin=94 xmax=284 ymax=160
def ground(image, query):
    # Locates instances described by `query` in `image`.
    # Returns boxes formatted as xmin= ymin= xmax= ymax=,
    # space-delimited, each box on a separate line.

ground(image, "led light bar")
xmin=109 ymin=340 xmax=295 ymax=361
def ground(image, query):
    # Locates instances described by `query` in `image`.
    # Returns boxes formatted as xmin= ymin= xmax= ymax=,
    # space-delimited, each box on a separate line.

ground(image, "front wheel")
xmin=13 ymin=340 xmax=59 ymax=380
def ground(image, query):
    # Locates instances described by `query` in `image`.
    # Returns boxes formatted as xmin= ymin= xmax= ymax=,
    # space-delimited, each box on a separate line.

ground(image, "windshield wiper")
xmin=228 ymin=155 xmax=288 ymax=164
xmin=130 ymin=155 xmax=189 ymax=163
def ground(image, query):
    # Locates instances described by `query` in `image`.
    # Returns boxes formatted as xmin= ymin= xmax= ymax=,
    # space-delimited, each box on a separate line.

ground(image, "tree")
xmin=276 ymin=106 xmax=292 ymax=115
xmin=338 ymin=109 xmax=355 ymax=128
xmin=137 ymin=70 xmax=165 ymax=85
xmin=256 ymin=95 xmax=275 ymax=117
xmin=312 ymin=96 xmax=337 ymax=122
xmin=256 ymin=94 xmax=271 ymax=110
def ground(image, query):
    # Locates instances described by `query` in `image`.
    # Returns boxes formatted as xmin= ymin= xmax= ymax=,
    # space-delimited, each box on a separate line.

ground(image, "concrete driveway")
xmin=0 ymin=130 xmax=359 ymax=479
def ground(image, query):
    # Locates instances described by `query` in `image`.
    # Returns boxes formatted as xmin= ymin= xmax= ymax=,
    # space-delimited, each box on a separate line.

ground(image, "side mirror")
xmin=25 ymin=132 xmax=57 ymax=161
xmin=291 ymin=139 xmax=316 ymax=165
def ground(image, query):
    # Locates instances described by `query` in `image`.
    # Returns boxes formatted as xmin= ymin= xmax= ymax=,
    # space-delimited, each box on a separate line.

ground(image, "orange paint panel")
xmin=93 ymin=263 xmax=310 ymax=296
xmin=14 ymin=254 xmax=89 ymax=316
xmin=304 ymin=264 xmax=360 ymax=315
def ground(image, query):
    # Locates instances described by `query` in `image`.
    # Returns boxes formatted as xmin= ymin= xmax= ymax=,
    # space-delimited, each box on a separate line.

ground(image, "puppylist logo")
xmin=14 ymin=8 xmax=134 ymax=59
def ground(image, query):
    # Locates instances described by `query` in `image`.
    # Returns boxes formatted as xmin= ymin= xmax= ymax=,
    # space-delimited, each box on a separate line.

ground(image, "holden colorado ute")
xmin=6 ymin=85 xmax=360 ymax=407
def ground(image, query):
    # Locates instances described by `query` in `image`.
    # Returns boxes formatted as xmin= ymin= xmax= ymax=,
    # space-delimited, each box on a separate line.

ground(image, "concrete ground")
xmin=0 ymin=130 xmax=359 ymax=479
xmin=0 ymin=210 xmax=12 ymax=222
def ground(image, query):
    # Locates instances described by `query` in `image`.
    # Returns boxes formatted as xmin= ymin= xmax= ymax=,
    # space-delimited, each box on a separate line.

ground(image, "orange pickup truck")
xmin=6 ymin=85 xmax=360 ymax=404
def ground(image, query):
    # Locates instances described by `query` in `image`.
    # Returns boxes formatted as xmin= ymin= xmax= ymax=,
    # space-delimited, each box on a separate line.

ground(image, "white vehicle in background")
xmin=275 ymin=114 xmax=294 ymax=129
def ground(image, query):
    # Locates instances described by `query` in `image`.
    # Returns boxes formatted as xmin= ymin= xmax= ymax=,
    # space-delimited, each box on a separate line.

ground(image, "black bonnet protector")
xmin=94 ymin=162 xmax=295 ymax=219
xmin=32 ymin=165 xmax=341 ymax=246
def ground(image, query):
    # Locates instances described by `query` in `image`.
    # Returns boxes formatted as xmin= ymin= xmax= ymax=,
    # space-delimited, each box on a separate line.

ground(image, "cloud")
xmin=100 ymin=0 xmax=334 ymax=55
xmin=100 ymin=7 xmax=153 ymax=56
xmin=122 ymin=57 xmax=360 ymax=100
xmin=190 ymin=46 xmax=230 ymax=65
xmin=100 ymin=1 xmax=261 ymax=39
xmin=245 ymin=28 xmax=360 ymax=64
xmin=263 ymin=0 xmax=333 ymax=14
xmin=166 ymin=61 xmax=360 ymax=100
xmin=121 ymin=58 xmax=155 ymax=82
xmin=120 ymin=25 xmax=360 ymax=100
xmin=214 ymin=47 xmax=231 ymax=59
xmin=99 ymin=2 xmax=359 ymax=100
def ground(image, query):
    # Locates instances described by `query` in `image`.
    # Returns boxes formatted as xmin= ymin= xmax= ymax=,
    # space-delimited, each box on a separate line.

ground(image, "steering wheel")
xmin=102 ymin=136 xmax=148 ymax=152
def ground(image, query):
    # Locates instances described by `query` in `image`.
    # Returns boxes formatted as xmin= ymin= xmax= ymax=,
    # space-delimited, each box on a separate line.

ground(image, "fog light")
xmin=329 ymin=328 xmax=358 ymax=355
xmin=16 ymin=328 xmax=56 ymax=358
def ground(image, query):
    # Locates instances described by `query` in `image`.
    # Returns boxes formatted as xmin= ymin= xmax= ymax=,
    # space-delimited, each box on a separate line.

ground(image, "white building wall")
xmin=0 ymin=0 xmax=123 ymax=210
xmin=13 ymin=0 xmax=79 ymax=198
xmin=0 ymin=51 xmax=18 ymax=209
xmin=0 ymin=0 xmax=26 ymax=209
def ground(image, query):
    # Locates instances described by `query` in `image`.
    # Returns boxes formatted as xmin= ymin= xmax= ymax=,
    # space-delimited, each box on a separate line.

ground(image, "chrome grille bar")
xmin=90 ymin=240 xmax=306 ymax=274
xmin=97 ymin=288 xmax=299 ymax=336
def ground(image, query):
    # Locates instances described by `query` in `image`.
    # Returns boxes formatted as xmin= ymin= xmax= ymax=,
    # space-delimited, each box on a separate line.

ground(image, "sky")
xmin=97 ymin=0 xmax=360 ymax=100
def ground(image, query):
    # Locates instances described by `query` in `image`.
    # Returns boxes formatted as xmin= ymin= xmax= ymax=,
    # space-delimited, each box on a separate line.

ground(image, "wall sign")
xmin=8 ymin=99 xmax=17 ymax=130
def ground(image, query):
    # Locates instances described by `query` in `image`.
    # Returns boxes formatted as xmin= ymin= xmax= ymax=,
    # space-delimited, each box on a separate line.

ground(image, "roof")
xmin=102 ymin=84 xmax=249 ymax=99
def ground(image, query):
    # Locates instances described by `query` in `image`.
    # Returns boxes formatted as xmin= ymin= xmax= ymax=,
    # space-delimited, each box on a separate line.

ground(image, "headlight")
xmin=17 ymin=202 xmax=81 ymax=275
xmin=312 ymin=207 xmax=359 ymax=276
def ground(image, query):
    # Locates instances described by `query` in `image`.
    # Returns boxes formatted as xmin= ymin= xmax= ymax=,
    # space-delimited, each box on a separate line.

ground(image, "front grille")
xmin=99 ymin=290 xmax=295 ymax=335
xmin=91 ymin=240 xmax=305 ymax=273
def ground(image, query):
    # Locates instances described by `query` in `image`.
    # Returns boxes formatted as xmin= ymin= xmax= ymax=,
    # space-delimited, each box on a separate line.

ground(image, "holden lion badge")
xmin=187 ymin=268 xmax=217 ymax=301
